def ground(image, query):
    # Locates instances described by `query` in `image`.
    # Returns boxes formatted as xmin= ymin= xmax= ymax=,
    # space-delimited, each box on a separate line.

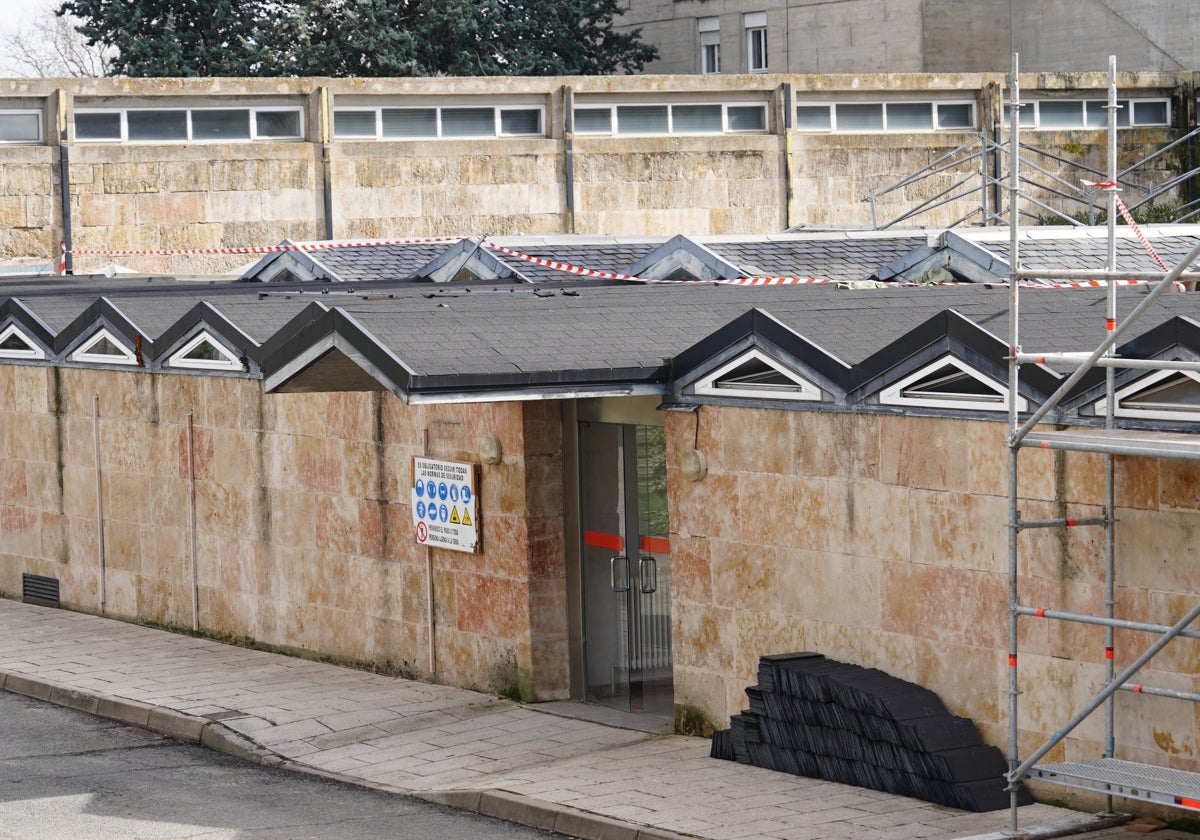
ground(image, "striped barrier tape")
xmin=482 ymin=241 xmax=834 ymax=285
xmin=1113 ymin=194 xmax=1169 ymax=272
xmin=59 ymin=236 xmax=466 ymax=272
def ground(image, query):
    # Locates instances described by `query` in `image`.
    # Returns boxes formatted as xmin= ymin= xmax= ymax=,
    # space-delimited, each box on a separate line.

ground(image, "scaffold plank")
xmin=1027 ymin=758 xmax=1200 ymax=810
xmin=1018 ymin=429 xmax=1200 ymax=460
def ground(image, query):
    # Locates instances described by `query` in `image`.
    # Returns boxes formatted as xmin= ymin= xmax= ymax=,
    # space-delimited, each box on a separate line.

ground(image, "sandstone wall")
xmin=665 ymin=406 xmax=1200 ymax=777
xmin=0 ymin=365 xmax=568 ymax=700
xmin=0 ymin=74 xmax=1190 ymax=275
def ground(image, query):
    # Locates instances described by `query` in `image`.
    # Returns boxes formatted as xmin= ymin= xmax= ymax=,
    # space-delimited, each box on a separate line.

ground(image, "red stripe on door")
xmin=640 ymin=536 xmax=670 ymax=555
xmin=584 ymin=530 xmax=624 ymax=551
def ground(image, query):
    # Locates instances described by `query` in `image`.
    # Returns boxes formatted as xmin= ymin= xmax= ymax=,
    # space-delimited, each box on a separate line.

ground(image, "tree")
xmin=406 ymin=0 xmax=658 ymax=77
xmin=57 ymin=0 xmax=284 ymax=77
xmin=0 ymin=8 xmax=112 ymax=77
xmin=57 ymin=0 xmax=657 ymax=78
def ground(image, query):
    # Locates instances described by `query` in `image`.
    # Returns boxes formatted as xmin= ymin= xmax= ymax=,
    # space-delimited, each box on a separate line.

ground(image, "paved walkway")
xmin=0 ymin=599 xmax=1173 ymax=840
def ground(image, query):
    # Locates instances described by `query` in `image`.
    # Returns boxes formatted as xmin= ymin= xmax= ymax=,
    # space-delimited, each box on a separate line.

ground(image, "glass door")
xmin=579 ymin=422 xmax=672 ymax=714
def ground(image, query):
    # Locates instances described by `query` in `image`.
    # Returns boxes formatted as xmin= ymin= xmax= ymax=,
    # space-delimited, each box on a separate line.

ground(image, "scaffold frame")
xmin=1005 ymin=53 xmax=1200 ymax=834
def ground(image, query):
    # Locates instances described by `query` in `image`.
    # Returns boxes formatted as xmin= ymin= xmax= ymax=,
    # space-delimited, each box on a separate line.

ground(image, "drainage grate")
xmin=22 ymin=573 xmax=60 ymax=608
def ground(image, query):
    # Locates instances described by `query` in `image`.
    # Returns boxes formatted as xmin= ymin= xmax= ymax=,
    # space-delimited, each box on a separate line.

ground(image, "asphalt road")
xmin=0 ymin=691 xmax=572 ymax=839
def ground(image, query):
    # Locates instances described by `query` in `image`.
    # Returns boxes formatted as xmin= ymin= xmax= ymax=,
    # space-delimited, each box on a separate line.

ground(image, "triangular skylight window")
xmin=694 ymin=348 xmax=821 ymax=401
xmin=70 ymin=328 xmax=137 ymax=365
xmin=1096 ymin=369 xmax=1200 ymax=422
xmin=0 ymin=323 xmax=45 ymax=359
xmin=879 ymin=356 xmax=1023 ymax=412
xmin=625 ymin=235 xmax=746 ymax=282
xmin=413 ymin=239 xmax=529 ymax=283
xmin=167 ymin=331 xmax=244 ymax=371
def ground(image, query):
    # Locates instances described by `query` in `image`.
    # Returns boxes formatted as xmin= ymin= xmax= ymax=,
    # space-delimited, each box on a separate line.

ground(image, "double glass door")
xmin=579 ymin=422 xmax=672 ymax=714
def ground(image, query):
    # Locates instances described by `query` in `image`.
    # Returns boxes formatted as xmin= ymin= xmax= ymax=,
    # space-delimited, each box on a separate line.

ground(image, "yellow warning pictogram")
xmin=461 ymin=508 xmax=472 ymax=526
xmin=449 ymin=506 xmax=461 ymax=524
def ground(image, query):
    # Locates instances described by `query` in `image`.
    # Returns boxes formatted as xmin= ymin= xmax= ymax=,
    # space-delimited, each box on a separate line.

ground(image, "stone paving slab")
xmin=0 ymin=598 xmax=1177 ymax=840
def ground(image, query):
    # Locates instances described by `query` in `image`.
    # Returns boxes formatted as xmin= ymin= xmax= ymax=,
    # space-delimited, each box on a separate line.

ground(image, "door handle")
xmin=610 ymin=555 xmax=630 ymax=592
xmin=639 ymin=554 xmax=657 ymax=594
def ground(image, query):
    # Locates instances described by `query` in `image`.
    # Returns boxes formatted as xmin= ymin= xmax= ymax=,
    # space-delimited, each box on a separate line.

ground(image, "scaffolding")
xmin=1005 ymin=54 xmax=1200 ymax=834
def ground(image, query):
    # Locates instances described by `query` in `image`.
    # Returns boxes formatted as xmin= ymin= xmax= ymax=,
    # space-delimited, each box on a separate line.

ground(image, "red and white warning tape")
xmin=1026 ymin=278 xmax=1150 ymax=289
xmin=484 ymin=241 xmax=833 ymax=285
xmin=59 ymin=235 xmax=463 ymax=269
xmin=59 ymin=236 xmax=836 ymax=286
xmin=1114 ymin=195 xmax=1169 ymax=272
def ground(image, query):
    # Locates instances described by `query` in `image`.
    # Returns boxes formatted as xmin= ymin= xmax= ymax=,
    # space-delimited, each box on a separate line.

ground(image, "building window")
xmin=167 ymin=331 xmax=245 ymax=372
xmin=333 ymin=105 xmax=544 ymax=140
xmin=0 ymin=111 xmax=41 ymax=143
xmin=74 ymin=107 xmax=303 ymax=142
xmin=1009 ymin=98 xmax=1170 ymax=129
xmin=575 ymin=102 xmax=767 ymax=136
xmin=69 ymin=328 xmax=138 ymax=366
xmin=794 ymin=101 xmax=977 ymax=133
xmin=0 ymin=324 xmax=45 ymax=359
xmin=699 ymin=17 xmax=720 ymax=74
xmin=879 ymin=357 xmax=1021 ymax=413
xmin=694 ymin=349 xmax=821 ymax=402
xmin=745 ymin=12 xmax=767 ymax=73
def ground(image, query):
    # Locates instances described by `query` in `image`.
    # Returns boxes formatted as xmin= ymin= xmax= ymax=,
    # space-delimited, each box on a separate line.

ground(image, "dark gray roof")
xmin=4 ymin=229 xmax=1200 ymax=422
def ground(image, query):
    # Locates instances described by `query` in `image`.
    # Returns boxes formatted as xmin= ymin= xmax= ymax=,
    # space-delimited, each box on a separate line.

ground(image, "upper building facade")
xmin=0 ymin=71 xmax=1194 ymax=276
xmin=616 ymin=0 xmax=1200 ymax=75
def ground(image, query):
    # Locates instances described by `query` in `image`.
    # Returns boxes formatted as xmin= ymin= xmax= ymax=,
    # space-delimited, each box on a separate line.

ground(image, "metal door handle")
xmin=639 ymin=554 xmax=657 ymax=594
xmin=610 ymin=555 xmax=630 ymax=592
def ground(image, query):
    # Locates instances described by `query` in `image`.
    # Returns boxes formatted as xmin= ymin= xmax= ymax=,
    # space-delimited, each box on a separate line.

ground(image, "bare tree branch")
xmin=0 ymin=10 xmax=112 ymax=77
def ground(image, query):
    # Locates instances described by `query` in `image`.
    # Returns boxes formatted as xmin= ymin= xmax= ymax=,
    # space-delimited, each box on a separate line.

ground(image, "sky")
xmin=0 ymin=0 xmax=59 ymax=41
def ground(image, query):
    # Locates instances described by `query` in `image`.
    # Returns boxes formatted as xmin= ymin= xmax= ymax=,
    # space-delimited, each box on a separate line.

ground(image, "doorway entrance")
xmin=579 ymin=421 xmax=673 ymax=715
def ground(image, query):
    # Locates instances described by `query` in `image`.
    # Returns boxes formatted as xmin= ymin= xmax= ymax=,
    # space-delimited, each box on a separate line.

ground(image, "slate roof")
xmin=3 ymin=227 xmax=1200 ymax=424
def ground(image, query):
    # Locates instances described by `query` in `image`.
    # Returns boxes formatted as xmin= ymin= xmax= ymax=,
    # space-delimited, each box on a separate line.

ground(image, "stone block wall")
xmin=665 ymin=405 xmax=1200 ymax=776
xmin=0 ymin=364 xmax=568 ymax=700
xmin=0 ymin=73 xmax=1192 ymax=274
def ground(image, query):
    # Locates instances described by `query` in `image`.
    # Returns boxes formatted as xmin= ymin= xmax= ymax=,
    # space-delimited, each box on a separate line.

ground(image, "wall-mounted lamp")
xmin=477 ymin=435 xmax=503 ymax=465
xmin=680 ymin=448 xmax=707 ymax=482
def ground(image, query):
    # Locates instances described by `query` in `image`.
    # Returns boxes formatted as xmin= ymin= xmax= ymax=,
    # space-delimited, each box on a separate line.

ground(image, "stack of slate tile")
xmin=710 ymin=652 xmax=1030 ymax=812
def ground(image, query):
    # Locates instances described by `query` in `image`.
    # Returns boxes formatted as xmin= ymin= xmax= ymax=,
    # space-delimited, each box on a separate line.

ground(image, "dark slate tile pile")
xmin=710 ymin=652 xmax=1030 ymax=812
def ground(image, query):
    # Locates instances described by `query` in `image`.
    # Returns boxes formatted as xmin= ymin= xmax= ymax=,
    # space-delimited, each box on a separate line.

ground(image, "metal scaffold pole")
xmin=1102 ymin=55 xmax=1118 ymax=818
xmin=1005 ymin=51 xmax=1023 ymax=836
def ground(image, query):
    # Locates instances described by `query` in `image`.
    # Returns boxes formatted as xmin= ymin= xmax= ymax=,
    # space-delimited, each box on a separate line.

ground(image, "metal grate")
xmin=22 ymin=573 xmax=60 ymax=608
xmin=1028 ymin=758 xmax=1200 ymax=810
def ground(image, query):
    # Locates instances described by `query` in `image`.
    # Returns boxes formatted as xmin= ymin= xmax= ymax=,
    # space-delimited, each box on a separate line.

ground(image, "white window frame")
xmin=745 ymin=12 xmax=768 ymax=73
xmin=694 ymin=348 xmax=821 ymax=402
xmin=1095 ymin=369 xmax=1200 ymax=422
xmin=574 ymin=102 xmax=768 ymax=136
xmin=794 ymin=100 xmax=977 ymax=133
xmin=70 ymin=327 xmax=138 ymax=366
xmin=0 ymin=323 xmax=46 ymax=359
xmin=167 ymin=330 xmax=245 ymax=372
xmin=332 ymin=105 xmax=545 ymax=140
xmin=1008 ymin=97 xmax=1171 ymax=130
xmin=74 ymin=106 xmax=304 ymax=143
xmin=0 ymin=110 xmax=43 ymax=144
xmin=699 ymin=17 xmax=721 ymax=75
xmin=879 ymin=356 xmax=1023 ymax=412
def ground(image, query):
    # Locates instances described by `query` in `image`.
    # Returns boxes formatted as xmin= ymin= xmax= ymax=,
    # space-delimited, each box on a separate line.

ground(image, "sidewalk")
xmin=0 ymin=599 xmax=1158 ymax=840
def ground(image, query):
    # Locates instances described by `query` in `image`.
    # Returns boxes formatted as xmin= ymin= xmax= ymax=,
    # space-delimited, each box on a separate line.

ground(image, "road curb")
xmin=422 ymin=789 xmax=700 ymax=840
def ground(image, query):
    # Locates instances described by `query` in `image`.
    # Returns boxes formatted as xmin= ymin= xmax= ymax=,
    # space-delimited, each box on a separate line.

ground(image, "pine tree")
xmin=57 ymin=0 xmax=657 ymax=78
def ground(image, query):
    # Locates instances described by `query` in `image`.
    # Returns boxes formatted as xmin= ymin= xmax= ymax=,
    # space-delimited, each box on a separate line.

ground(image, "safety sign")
xmin=412 ymin=457 xmax=480 ymax=553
